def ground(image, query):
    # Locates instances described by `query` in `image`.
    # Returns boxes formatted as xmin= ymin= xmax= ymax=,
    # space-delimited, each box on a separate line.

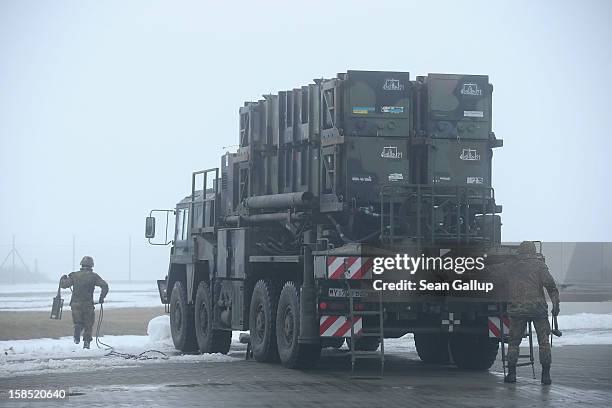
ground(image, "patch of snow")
xmin=0 ymin=353 xmax=236 ymax=378
xmin=384 ymin=334 xmax=417 ymax=354
xmin=544 ymin=313 xmax=612 ymax=347
xmin=556 ymin=313 xmax=612 ymax=330
xmin=551 ymin=331 xmax=612 ymax=346
xmin=0 ymin=315 xmax=239 ymax=378
xmin=381 ymin=315 xmax=612 ymax=353
xmin=147 ymin=315 xmax=171 ymax=342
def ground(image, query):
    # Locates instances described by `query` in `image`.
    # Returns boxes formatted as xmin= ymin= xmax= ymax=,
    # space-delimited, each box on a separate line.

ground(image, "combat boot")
xmin=504 ymin=365 xmax=517 ymax=383
xmin=73 ymin=326 xmax=81 ymax=344
xmin=541 ymin=364 xmax=551 ymax=385
xmin=83 ymin=340 xmax=90 ymax=349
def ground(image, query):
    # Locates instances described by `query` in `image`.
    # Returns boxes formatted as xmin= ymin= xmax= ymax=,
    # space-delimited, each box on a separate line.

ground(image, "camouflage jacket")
xmin=60 ymin=268 xmax=109 ymax=305
xmin=489 ymin=254 xmax=560 ymax=318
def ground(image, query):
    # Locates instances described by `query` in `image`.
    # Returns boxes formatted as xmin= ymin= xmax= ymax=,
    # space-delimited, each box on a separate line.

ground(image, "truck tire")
xmin=449 ymin=334 xmax=499 ymax=370
xmin=194 ymin=281 xmax=231 ymax=354
xmin=169 ymin=281 xmax=198 ymax=352
xmin=346 ymin=337 xmax=380 ymax=352
xmin=249 ymin=279 xmax=279 ymax=362
xmin=414 ymin=333 xmax=450 ymax=364
xmin=275 ymin=281 xmax=321 ymax=368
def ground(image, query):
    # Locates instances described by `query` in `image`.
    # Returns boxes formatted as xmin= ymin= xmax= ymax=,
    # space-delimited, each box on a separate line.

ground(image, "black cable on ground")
xmin=94 ymin=303 xmax=168 ymax=360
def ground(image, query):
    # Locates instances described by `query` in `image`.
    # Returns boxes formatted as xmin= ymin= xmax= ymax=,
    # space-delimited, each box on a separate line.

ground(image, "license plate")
xmin=328 ymin=288 xmax=366 ymax=298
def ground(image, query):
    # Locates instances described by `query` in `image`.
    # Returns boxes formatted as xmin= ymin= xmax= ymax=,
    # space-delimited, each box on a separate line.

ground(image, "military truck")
xmin=145 ymin=70 xmax=505 ymax=371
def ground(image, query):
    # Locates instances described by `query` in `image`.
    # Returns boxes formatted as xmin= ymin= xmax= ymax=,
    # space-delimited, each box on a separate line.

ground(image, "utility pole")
xmin=128 ymin=235 xmax=132 ymax=282
xmin=11 ymin=235 xmax=15 ymax=284
xmin=0 ymin=235 xmax=31 ymax=284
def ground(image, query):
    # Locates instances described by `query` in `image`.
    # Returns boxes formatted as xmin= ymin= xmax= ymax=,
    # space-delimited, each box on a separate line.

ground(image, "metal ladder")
xmin=500 ymin=316 xmax=536 ymax=379
xmin=346 ymin=281 xmax=385 ymax=379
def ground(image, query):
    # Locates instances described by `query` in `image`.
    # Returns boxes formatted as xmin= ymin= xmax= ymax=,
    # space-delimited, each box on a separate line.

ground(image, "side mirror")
xmin=145 ymin=217 xmax=156 ymax=238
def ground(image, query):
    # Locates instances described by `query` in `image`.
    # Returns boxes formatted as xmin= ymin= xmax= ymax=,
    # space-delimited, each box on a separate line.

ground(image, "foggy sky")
xmin=1 ymin=0 xmax=611 ymax=282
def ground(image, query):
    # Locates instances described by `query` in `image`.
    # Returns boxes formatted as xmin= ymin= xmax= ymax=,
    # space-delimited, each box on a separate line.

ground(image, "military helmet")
xmin=517 ymin=241 xmax=536 ymax=255
xmin=80 ymin=256 xmax=94 ymax=268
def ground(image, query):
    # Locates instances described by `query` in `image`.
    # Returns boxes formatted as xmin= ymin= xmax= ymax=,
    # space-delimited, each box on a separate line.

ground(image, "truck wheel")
xmin=169 ymin=281 xmax=198 ymax=352
xmin=194 ymin=281 xmax=231 ymax=354
xmin=249 ymin=280 xmax=279 ymax=362
xmin=414 ymin=333 xmax=450 ymax=364
xmin=449 ymin=334 xmax=499 ymax=370
xmin=346 ymin=337 xmax=380 ymax=351
xmin=275 ymin=281 xmax=321 ymax=368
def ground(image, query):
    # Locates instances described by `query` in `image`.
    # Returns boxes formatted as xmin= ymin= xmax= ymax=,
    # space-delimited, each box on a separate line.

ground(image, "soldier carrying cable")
xmin=59 ymin=256 xmax=109 ymax=349
xmin=502 ymin=241 xmax=560 ymax=385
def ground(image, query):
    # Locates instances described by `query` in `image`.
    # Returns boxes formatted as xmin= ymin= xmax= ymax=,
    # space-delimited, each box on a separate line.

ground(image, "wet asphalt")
xmin=1 ymin=343 xmax=611 ymax=407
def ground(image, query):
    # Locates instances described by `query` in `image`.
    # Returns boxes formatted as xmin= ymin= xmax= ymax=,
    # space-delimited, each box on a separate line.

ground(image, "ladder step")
xmin=518 ymin=354 xmax=533 ymax=358
xmin=516 ymin=362 xmax=534 ymax=367
xmin=353 ymin=354 xmax=383 ymax=360
xmin=347 ymin=285 xmax=384 ymax=378
xmin=352 ymin=351 xmax=382 ymax=356
xmin=350 ymin=375 xmax=384 ymax=380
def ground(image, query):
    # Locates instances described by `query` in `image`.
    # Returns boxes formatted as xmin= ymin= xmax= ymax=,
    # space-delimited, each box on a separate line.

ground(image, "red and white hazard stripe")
xmin=319 ymin=315 xmax=363 ymax=337
xmin=488 ymin=316 xmax=510 ymax=338
xmin=326 ymin=256 xmax=373 ymax=280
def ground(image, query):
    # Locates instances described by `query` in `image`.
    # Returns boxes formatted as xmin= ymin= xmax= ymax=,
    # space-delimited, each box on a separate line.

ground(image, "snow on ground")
xmin=384 ymin=334 xmax=416 ymax=354
xmin=381 ymin=314 xmax=612 ymax=352
xmin=383 ymin=314 xmax=612 ymax=353
xmin=0 ymin=315 xmax=239 ymax=378
xmin=148 ymin=315 xmax=172 ymax=342
xmin=2 ymin=313 xmax=612 ymax=377
xmin=0 ymin=282 xmax=161 ymax=311
xmin=546 ymin=313 xmax=612 ymax=346
xmin=555 ymin=313 xmax=612 ymax=330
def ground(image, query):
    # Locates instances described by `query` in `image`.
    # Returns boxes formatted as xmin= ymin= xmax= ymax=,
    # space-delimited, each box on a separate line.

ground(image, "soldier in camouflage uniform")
xmin=60 ymin=256 xmax=109 ymax=349
xmin=503 ymin=241 xmax=560 ymax=385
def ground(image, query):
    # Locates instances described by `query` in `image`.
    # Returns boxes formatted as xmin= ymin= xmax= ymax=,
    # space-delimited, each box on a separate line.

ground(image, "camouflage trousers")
xmin=507 ymin=317 xmax=551 ymax=366
xmin=71 ymin=302 xmax=95 ymax=342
